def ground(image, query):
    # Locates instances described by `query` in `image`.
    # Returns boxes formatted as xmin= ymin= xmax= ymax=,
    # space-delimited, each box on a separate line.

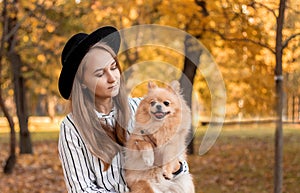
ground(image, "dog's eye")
xmin=163 ymin=101 xmax=170 ymax=106
xmin=150 ymin=101 xmax=156 ymax=106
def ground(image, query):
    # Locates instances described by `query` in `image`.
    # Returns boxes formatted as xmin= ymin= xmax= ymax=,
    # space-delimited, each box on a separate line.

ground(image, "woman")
xmin=57 ymin=26 xmax=189 ymax=193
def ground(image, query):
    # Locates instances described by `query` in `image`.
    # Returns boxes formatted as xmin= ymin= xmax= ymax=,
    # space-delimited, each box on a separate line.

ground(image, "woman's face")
xmin=82 ymin=48 xmax=121 ymax=100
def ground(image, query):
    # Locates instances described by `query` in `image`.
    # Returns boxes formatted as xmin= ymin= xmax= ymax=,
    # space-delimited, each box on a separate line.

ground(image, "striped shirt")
xmin=58 ymin=97 xmax=189 ymax=193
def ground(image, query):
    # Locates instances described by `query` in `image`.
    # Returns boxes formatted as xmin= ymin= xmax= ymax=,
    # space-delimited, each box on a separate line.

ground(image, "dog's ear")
xmin=148 ymin=81 xmax=158 ymax=90
xmin=169 ymin=80 xmax=181 ymax=94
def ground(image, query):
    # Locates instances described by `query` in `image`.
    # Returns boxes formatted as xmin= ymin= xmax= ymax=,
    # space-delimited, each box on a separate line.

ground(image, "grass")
xmin=0 ymin=131 xmax=59 ymax=143
xmin=0 ymin=120 xmax=299 ymax=193
xmin=190 ymin=123 xmax=300 ymax=193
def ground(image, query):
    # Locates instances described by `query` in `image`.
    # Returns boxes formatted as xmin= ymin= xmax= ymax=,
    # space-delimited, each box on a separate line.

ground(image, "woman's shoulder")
xmin=61 ymin=113 xmax=74 ymax=126
xmin=60 ymin=114 xmax=81 ymax=137
xmin=127 ymin=98 xmax=143 ymax=133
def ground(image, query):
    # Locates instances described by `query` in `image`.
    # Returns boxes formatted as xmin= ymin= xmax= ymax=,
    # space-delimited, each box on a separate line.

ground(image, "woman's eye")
xmin=111 ymin=62 xmax=118 ymax=70
xmin=96 ymin=73 xmax=104 ymax=77
xmin=163 ymin=101 xmax=170 ymax=106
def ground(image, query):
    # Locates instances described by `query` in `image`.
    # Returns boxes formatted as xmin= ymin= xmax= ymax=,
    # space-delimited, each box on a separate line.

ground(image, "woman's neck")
xmin=95 ymin=98 xmax=113 ymax=114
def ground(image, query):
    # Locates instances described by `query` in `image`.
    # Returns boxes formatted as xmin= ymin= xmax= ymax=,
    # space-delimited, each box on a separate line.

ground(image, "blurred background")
xmin=0 ymin=0 xmax=299 ymax=193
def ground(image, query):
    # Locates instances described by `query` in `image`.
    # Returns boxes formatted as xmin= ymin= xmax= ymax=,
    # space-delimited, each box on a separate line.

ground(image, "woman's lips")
xmin=108 ymin=84 xmax=119 ymax=90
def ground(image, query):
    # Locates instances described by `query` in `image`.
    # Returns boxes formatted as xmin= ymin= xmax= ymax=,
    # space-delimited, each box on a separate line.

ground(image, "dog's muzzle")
xmin=151 ymin=110 xmax=170 ymax=120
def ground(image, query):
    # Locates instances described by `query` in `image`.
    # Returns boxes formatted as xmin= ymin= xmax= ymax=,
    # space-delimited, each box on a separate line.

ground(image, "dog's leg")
xmin=129 ymin=180 xmax=155 ymax=193
xmin=132 ymin=139 xmax=155 ymax=167
xmin=142 ymin=146 xmax=154 ymax=167
xmin=162 ymin=159 xmax=180 ymax=180
xmin=171 ymin=173 xmax=195 ymax=193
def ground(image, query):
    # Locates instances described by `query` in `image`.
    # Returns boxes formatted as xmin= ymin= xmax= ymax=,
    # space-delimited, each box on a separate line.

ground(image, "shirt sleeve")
xmin=127 ymin=97 xmax=143 ymax=134
xmin=58 ymin=117 xmax=126 ymax=193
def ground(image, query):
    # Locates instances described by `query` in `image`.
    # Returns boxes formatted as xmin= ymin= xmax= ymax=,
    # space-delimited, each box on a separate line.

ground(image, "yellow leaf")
xmin=46 ymin=24 xmax=55 ymax=33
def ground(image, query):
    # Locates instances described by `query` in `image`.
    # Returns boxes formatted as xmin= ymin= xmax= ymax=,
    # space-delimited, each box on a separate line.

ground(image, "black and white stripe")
xmin=58 ymin=98 xmax=141 ymax=193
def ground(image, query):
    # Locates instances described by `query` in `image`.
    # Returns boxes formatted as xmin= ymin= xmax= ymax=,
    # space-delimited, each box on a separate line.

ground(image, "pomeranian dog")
xmin=125 ymin=80 xmax=195 ymax=193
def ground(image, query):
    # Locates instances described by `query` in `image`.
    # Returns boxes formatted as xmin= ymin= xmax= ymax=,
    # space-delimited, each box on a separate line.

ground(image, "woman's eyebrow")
xmin=110 ymin=60 xmax=117 ymax=66
xmin=93 ymin=68 xmax=104 ymax=74
xmin=93 ymin=61 xmax=116 ymax=74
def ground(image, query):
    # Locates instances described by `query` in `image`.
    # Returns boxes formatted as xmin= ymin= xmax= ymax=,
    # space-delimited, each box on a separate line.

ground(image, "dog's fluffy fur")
xmin=125 ymin=80 xmax=195 ymax=193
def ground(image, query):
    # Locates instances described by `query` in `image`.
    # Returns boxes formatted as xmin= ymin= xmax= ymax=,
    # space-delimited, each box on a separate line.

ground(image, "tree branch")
xmin=282 ymin=32 xmax=300 ymax=49
xmin=286 ymin=4 xmax=300 ymax=14
xmin=3 ymin=0 xmax=44 ymax=42
xmin=250 ymin=1 xmax=277 ymax=18
xmin=206 ymin=28 xmax=276 ymax=54
xmin=22 ymin=62 xmax=52 ymax=80
xmin=4 ymin=15 xmax=28 ymax=42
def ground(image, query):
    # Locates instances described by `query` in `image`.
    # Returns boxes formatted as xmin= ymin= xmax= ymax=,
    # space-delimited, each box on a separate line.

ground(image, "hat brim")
xmin=58 ymin=26 xmax=120 ymax=99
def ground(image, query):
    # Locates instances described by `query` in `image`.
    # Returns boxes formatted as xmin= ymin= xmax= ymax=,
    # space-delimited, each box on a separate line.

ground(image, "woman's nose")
xmin=107 ymin=70 xmax=116 ymax=83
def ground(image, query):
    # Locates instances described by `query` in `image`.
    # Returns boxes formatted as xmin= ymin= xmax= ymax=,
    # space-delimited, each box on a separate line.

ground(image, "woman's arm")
xmin=58 ymin=117 xmax=127 ymax=193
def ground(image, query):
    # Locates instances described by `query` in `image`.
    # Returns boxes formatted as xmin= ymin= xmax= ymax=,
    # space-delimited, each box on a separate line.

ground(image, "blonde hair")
xmin=70 ymin=42 xmax=130 ymax=168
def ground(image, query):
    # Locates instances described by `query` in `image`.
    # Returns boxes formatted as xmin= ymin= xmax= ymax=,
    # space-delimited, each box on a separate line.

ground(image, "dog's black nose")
xmin=156 ymin=104 xmax=162 ymax=111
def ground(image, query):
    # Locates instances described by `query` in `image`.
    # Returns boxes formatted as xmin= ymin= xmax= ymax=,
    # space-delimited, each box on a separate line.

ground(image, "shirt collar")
xmin=95 ymin=107 xmax=116 ymax=118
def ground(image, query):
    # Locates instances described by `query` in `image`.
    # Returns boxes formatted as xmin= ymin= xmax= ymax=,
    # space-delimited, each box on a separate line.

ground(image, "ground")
xmin=0 ymin=122 xmax=299 ymax=193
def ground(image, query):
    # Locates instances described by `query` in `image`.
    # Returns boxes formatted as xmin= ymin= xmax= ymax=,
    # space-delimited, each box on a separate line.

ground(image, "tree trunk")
xmin=7 ymin=0 xmax=33 ymax=154
xmin=274 ymin=78 xmax=283 ymax=193
xmin=274 ymin=0 xmax=286 ymax=192
xmin=0 ymin=0 xmax=17 ymax=174
xmin=292 ymin=95 xmax=295 ymax=122
xmin=297 ymin=96 xmax=300 ymax=121
xmin=0 ymin=78 xmax=17 ymax=173
xmin=0 ymin=74 xmax=17 ymax=174
xmin=8 ymin=52 xmax=32 ymax=154
xmin=179 ymin=34 xmax=202 ymax=155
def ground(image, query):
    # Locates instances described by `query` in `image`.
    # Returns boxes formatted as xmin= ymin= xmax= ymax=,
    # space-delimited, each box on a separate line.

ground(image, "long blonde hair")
xmin=70 ymin=42 xmax=130 ymax=169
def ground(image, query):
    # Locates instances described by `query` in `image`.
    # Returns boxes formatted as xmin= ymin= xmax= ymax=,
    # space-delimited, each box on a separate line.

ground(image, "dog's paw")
xmin=163 ymin=169 xmax=173 ymax=180
xmin=142 ymin=151 xmax=154 ymax=166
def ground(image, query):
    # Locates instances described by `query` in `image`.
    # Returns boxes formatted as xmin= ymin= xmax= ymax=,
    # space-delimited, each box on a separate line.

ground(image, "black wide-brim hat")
xmin=58 ymin=26 xmax=120 ymax=99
